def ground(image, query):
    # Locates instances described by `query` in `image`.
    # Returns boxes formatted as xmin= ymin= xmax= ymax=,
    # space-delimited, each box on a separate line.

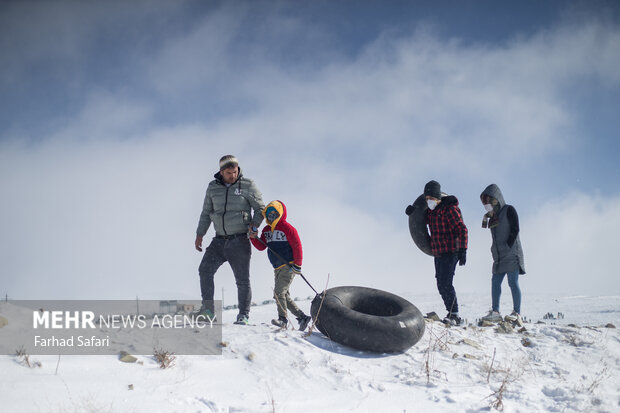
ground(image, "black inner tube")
xmin=312 ymin=286 xmax=426 ymax=353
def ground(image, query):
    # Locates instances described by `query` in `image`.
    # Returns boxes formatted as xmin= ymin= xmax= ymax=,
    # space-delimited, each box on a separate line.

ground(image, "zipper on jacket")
xmin=221 ymin=177 xmax=243 ymax=236
xmin=222 ymin=186 xmax=229 ymax=235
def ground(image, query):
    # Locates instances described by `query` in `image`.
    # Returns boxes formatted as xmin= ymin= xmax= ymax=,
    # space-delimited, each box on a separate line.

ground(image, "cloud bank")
xmin=1 ymin=2 xmax=619 ymax=306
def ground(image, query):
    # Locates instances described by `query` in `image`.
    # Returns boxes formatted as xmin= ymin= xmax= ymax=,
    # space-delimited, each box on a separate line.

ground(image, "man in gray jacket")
xmin=479 ymin=184 xmax=526 ymax=324
xmin=195 ymin=155 xmax=265 ymax=325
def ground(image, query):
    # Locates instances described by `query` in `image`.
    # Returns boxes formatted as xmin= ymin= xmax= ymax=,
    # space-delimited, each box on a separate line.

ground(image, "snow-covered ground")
xmin=1 ymin=293 xmax=619 ymax=413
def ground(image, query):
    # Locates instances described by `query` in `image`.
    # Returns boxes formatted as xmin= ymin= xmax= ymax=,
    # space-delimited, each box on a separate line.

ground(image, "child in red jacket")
xmin=250 ymin=200 xmax=311 ymax=330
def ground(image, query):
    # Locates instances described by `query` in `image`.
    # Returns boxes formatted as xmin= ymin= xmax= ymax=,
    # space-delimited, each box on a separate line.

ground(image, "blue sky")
xmin=1 ymin=1 xmax=619 ymax=307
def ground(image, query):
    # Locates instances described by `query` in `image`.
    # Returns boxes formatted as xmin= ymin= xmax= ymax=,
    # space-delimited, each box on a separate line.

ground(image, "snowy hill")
xmin=1 ymin=294 xmax=619 ymax=412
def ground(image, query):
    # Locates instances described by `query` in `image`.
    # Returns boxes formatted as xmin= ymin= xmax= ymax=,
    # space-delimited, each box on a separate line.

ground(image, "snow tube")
xmin=310 ymin=286 xmax=425 ymax=353
xmin=408 ymin=193 xmax=433 ymax=256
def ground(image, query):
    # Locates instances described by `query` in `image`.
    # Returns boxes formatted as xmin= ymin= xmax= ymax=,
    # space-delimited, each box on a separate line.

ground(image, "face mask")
xmin=484 ymin=204 xmax=494 ymax=212
xmin=265 ymin=206 xmax=280 ymax=223
xmin=427 ymin=199 xmax=438 ymax=210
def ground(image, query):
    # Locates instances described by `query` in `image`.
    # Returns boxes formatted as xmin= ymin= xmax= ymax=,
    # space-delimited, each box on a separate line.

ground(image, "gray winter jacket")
xmin=480 ymin=184 xmax=526 ymax=275
xmin=196 ymin=169 xmax=265 ymax=237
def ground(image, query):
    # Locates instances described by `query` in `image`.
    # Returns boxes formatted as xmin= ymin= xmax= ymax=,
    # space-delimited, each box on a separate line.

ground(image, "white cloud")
xmin=145 ymin=6 xmax=246 ymax=96
xmin=49 ymin=92 xmax=154 ymax=142
xmin=0 ymin=0 xmax=180 ymax=85
xmin=1 ymin=6 xmax=619 ymax=303
xmin=521 ymin=193 xmax=620 ymax=295
xmin=3 ymin=129 xmax=618 ymax=303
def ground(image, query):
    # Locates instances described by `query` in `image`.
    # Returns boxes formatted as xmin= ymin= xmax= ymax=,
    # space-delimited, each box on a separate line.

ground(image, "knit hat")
xmin=424 ymin=180 xmax=442 ymax=199
xmin=219 ymin=155 xmax=239 ymax=170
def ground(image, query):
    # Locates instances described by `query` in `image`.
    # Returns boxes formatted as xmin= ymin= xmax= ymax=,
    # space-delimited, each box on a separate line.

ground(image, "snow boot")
xmin=296 ymin=315 xmax=311 ymax=331
xmin=192 ymin=306 xmax=216 ymax=323
xmin=505 ymin=311 xmax=524 ymax=327
xmin=233 ymin=314 xmax=249 ymax=325
xmin=271 ymin=316 xmax=288 ymax=328
xmin=443 ymin=312 xmax=462 ymax=326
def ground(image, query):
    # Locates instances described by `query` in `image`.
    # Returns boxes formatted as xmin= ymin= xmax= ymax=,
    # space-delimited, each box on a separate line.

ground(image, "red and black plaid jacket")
xmin=426 ymin=195 xmax=468 ymax=256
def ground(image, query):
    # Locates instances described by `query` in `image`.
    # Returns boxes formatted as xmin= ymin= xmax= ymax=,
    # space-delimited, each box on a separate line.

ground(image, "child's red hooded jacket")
xmin=250 ymin=200 xmax=303 ymax=269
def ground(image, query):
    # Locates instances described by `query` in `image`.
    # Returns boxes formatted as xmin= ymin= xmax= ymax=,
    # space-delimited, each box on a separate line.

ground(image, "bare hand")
xmin=195 ymin=235 xmax=203 ymax=252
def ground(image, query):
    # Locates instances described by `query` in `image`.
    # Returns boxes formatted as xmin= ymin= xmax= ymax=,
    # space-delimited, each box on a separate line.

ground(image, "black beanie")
xmin=424 ymin=180 xmax=442 ymax=199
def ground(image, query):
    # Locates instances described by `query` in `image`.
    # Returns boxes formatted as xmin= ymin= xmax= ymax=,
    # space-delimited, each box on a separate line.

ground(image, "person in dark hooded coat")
xmin=479 ymin=184 xmax=526 ymax=323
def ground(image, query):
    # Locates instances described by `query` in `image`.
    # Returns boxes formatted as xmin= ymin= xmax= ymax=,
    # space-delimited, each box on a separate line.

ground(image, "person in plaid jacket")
xmin=424 ymin=180 xmax=468 ymax=325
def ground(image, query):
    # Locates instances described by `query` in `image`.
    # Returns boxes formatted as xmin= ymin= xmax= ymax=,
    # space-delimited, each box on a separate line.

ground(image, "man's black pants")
xmin=199 ymin=235 xmax=252 ymax=316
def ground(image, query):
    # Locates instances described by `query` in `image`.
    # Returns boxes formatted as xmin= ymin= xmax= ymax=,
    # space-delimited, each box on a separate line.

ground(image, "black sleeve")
xmin=506 ymin=205 xmax=520 ymax=248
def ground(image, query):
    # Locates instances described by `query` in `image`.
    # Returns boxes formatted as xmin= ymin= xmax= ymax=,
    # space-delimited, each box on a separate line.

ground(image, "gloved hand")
xmin=247 ymin=225 xmax=259 ymax=239
xmin=405 ymin=205 xmax=414 ymax=215
xmin=289 ymin=264 xmax=302 ymax=274
xmin=458 ymin=249 xmax=467 ymax=266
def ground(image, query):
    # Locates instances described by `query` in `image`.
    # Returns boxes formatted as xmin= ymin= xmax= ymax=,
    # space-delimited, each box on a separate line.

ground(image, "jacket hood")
xmin=440 ymin=195 xmax=459 ymax=207
xmin=480 ymin=184 xmax=506 ymax=209
xmin=214 ymin=167 xmax=243 ymax=184
xmin=263 ymin=200 xmax=287 ymax=231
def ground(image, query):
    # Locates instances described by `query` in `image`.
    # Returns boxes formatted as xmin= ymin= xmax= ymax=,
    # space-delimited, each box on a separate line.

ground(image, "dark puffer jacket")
xmin=480 ymin=184 xmax=526 ymax=275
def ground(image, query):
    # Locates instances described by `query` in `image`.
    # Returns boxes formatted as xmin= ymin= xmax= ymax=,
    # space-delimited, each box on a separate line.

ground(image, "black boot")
xmin=443 ymin=312 xmax=462 ymax=326
xmin=271 ymin=316 xmax=288 ymax=328
xmin=296 ymin=315 xmax=311 ymax=331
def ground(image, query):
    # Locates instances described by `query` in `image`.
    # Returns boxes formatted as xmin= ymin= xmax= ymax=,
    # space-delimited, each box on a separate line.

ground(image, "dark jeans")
xmin=434 ymin=252 xmax=459 ymax=314
xmin=199 ymin=236 xmax=252 ymax=316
